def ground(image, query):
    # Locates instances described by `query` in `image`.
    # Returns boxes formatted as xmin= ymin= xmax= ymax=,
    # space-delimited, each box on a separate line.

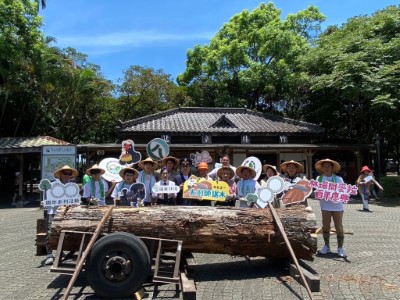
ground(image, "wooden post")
xmin=62 ymin=206 xmax=114 ymax=300
xmin=268 ymin=204 xmax=315 ymax=300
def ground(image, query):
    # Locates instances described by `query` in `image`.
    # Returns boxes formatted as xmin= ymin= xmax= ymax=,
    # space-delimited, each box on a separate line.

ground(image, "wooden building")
xmin=79 ymin=107 xmax=373 ymax=183
xmin=0 ymin=136 xmax=70 ymax=203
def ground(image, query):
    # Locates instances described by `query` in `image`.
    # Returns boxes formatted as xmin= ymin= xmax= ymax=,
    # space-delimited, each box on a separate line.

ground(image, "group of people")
xmin=43 ymin=155 xmax=382 ymax=264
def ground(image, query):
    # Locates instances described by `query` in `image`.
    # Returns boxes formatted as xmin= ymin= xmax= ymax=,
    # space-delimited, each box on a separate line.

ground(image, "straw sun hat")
xmin=119 ymin=167 xmax=139 ymax=180
xmin=54 ymin=165 xmax=79 ymax=178
xmin=85 ymin=164 xmax=105 ymax=176
xmin=315 ymin=158 xmax=341 ymax=174
xmin=280 ymin=160 xmax=304 ymax=174
xmin=236 ymin=165 xmax=256 ymax=178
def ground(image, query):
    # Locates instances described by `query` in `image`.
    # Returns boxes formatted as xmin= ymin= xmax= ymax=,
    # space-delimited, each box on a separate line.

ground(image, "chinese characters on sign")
xmin=309 ymin=180 xmax=358 ymax=203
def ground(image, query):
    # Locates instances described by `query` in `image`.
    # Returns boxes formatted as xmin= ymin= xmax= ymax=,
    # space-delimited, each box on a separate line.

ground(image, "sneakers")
xmin=319 ymin=244 xmax=331 ymax=254
xmin=363 ymin=208 xmax=370 ymax=212
xmin=45 ymin=254 xmax=54 ymax=265
xmin=338 ymin=247 xmax=346 ymax=258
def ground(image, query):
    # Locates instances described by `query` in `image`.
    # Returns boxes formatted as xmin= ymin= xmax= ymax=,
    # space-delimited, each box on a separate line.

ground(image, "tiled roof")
xmin=0 ymin=136 xmax=69 ymax=150
xmin=120 ymin=107 xmax=324 ymax=135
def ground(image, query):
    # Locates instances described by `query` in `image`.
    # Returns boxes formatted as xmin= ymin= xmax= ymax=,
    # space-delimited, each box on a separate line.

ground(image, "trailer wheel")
xmin=86 ymin=232 xmax=150 ymax=299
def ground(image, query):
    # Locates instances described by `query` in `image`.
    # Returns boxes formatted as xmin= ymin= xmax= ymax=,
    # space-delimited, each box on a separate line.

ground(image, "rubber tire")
xmin=86 ymin=232 xmax=150 ymax=299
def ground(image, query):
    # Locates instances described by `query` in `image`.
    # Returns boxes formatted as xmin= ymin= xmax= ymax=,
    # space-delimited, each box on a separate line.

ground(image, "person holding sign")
xmin=137 ymin=157 xmax=158 ymax=206
xmin=112 ymin=167 xmax=138 ymax=206
xmin=217 ymin=166 xmax=237 ymax=206
xmin=155 ymin=156 xmax=179 ymax=181
xmin=83 ymin=164 xmax=115 ymax=206
xmin=45 ymin=165 xmax=79 ymax=265
xmin=356 ymin=166 xmax=381 ymax=212
xmin=315 ymin=158 xmax=346 ymax=258
xmin=236 ymin=165 xmax=260 ymax=208
xmin=260 ymin=165 xmax=281 ymax=207
xmin=152 ymin=167 xmax=178 ymax=205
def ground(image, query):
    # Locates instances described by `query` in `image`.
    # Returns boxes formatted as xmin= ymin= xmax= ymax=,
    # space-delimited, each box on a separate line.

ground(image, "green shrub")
xmin=381 ymin=176 xmax=400 ymax=197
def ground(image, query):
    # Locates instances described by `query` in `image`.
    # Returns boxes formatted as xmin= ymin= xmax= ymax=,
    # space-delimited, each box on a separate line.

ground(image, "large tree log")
xmin=49 ymin=205 xmax=317 ymax=261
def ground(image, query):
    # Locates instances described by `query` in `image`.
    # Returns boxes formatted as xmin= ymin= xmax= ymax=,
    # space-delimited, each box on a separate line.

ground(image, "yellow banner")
xmin=183 ymin=175 xmax=229 ymax=201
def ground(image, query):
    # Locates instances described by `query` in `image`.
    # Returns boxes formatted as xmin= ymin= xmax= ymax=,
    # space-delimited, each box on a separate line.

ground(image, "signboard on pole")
xmin=41 ymin=145 xmax=77 ymax=181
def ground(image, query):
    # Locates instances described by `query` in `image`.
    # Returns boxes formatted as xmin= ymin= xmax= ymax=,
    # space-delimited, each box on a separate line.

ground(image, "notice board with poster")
xmin=41 ymin=145 xmax=77 ymax=181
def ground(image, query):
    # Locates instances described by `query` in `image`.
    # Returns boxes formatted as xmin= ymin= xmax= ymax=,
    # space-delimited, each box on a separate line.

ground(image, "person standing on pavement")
xmin=315 ymin=158 xmax=346 ymax=258
xmin=357 ymin=166 xmax=380 ymax=212
xmin=45 ymin=165 xmax=79 ymax=265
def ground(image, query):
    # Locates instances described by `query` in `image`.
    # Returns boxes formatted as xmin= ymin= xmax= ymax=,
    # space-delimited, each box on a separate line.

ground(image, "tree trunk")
xmin=49 ymin=205 xmax=318 ymax=261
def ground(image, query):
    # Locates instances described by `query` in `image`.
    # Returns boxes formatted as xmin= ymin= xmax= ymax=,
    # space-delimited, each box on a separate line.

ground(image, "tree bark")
xmin=49 ymin=205 xmax=317 ymax=261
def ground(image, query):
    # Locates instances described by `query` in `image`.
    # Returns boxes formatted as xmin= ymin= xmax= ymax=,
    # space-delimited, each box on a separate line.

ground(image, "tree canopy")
xmin=302 ymin=5 xmax=400 ymax=147
xmin=177 ymin=2 xmax=326 ymax=113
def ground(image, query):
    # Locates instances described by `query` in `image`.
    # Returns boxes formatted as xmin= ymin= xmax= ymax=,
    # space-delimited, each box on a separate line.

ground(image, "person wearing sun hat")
xmin=356 ymin=165 xmax=379 ymax=212
xmin=280 ymin=160 xmax=304 ymax=185
xmin=236 ymin=165 xmax=260 ymax=208
xmin=111 ymin=167 xmax=139 ymax=205
xmin=44 ymin=165 xmax=79 ymax=266
xmin=136 ymin=157 xmax=158 ymax=206
xmin=315 ymin=158 xmax=346 ymax=258
xmin=82 ymin=164 xmax=113 ymax=206
xmin=217 ymin=166 xmax=237 ymax=206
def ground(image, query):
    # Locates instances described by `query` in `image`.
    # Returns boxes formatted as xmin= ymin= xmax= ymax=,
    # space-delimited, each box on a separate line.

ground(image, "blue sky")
xmin=40 ymin=1 xmax=399 ymax=84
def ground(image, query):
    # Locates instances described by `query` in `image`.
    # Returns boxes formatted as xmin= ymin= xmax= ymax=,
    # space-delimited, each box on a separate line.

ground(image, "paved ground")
xmin=0 ymin=198 xmax=399 ymax=300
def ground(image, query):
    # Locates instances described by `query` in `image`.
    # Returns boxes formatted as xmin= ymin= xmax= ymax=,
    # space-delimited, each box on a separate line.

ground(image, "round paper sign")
xmin=99 ymin=158 xmax=123 ymax=182
xmin=266 ymin=176 xmax=285 ymax=194
xmin=241 ymin=156 xmax=262 ymax=180
xmin=258 ymin=188 xmax=274 ymax=203
xmin=146 ymin=138 xmax=170 ymax=161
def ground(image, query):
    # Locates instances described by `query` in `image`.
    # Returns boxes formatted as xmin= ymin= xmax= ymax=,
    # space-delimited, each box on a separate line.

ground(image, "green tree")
xmin=0 ymin=0 xmax=45 ymax=136
xmin=117 ymin=65 xmax=185 ymax=120
xmin=302 ymin=5 xmax=400 ymax=147
xmin=177 ymin=2 xmax=325 ymax=112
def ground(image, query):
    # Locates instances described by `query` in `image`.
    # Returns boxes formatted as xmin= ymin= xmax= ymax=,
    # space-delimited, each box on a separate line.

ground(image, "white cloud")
xmin=56 ymin=30 xmax=215 ymax=48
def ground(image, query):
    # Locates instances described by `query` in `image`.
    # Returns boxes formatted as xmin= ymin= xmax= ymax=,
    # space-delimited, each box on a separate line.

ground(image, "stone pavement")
xmin=0 ymin=199 xmax=399 ymax=300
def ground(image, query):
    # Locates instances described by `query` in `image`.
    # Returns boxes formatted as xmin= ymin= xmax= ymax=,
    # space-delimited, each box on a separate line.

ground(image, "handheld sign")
xmin=190 ymin=151 xmax=213 ymax=167
xmin=241 ymin=156 xmax=262 ymax=180
xmin=119 ymin=139 xmax=141 ymax=166
xmin=147 ymin=138 xmax=169 ymax=161
xmin=244 ymin=176 xmax=285 ymax=208
xmin=281 ymin=180 xmax=312 ymax=205
xmin=99 ymin=157 xmax=123 ymax=182
xmin=152 ymin=183 xmax=180 ymax=194
xmin=309 ymin=179 xmax=358 ymax=203
xmin=182 ymin=175 xmax=229 ymax=202
xmin=39 ymin=179 xmax=81 ymax=208
xmin=118 ymin=183 xmax=146 ymax=207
